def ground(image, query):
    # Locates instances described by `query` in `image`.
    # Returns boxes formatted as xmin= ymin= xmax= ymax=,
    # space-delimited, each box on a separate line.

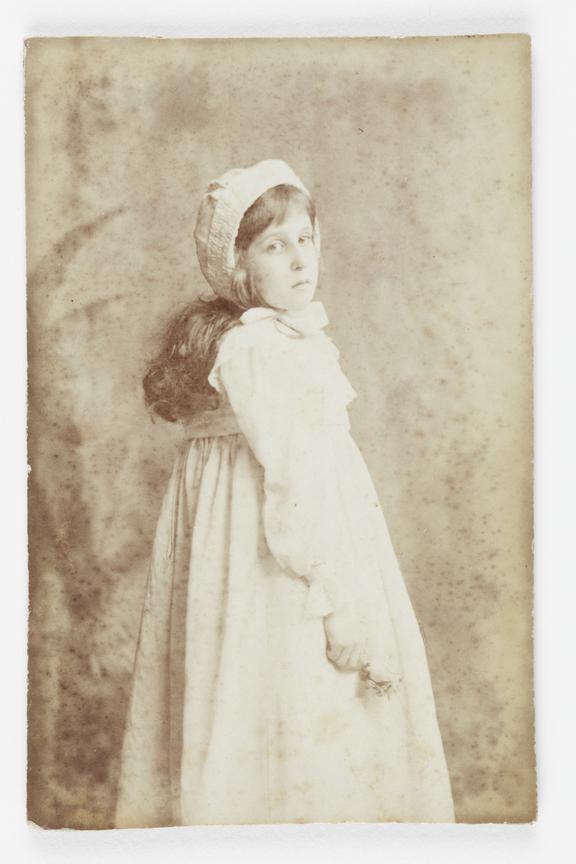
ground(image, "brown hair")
xmin=143 ymin=184 xmax=316 ymax=423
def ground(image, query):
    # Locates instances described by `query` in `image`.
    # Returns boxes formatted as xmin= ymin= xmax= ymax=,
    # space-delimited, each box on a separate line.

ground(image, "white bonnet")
xmin=194 ymin=159 xmax=319 ymax=300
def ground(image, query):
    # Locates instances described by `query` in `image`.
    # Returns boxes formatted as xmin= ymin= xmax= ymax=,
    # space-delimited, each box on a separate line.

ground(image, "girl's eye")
xmin=266 ymin=241 xmax=284 ymax=253
xmin=299 ymin=235 xmax=312 ymax=245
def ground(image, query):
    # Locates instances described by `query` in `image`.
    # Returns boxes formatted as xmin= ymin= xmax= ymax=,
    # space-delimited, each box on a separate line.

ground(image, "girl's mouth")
xmin=292 ymin=280 xmax=311 ymax=289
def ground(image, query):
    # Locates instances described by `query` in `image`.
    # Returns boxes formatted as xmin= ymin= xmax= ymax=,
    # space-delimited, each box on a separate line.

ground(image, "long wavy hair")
xmin=143 ymin=184 xmax=317 ymax=423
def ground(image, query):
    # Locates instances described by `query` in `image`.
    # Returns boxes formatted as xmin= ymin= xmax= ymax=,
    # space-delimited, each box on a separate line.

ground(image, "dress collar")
xmin=240 ymin=300 xmax=329 ymax=337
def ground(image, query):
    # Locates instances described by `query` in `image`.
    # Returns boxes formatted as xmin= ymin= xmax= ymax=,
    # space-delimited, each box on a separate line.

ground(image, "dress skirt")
xmin=114 ymin=426 xmax=455 ymax=827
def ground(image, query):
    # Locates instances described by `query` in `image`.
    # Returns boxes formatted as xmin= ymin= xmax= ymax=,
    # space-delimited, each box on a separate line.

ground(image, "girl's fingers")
xmin=347 ymin=647 xmax=364 ymax=670
xmin=337 ymin=646 xmax=353 ymax=668
xmin=368 ymin=660 xmax=390 ymax=683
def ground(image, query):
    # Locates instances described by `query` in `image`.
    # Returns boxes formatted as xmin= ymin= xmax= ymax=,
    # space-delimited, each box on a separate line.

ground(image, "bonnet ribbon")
xmin=240 ymin=300 xmax=329 ymax=337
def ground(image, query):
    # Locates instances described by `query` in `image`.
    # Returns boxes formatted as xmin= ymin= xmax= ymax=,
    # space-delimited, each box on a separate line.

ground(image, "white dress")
xmin=115 ymin=301 xmax=454 ymax=827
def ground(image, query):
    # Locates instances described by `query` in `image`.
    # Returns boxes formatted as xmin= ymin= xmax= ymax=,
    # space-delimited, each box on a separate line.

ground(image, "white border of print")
xmin=2 ymin=1 xmax=575 ymax=862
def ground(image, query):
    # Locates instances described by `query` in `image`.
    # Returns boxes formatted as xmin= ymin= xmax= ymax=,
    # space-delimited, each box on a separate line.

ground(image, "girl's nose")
xmin=291 ymin=245 xmax=306 ymax=269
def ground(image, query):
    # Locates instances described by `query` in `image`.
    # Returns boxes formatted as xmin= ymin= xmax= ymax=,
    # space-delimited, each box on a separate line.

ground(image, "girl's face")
xmin=243 ymin=203 xmax=319 ymax=314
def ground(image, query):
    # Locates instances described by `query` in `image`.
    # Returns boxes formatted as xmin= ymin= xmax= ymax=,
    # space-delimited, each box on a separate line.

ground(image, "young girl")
xmin=114 ymin=159 xmax=455 ymax=827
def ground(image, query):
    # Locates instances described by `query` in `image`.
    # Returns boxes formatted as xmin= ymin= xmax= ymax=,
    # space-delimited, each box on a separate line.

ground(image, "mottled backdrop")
xmin=25 ymin=36 xmax=533 ymax=827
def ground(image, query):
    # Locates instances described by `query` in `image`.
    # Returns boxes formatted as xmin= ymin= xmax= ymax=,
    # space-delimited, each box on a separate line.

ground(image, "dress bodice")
xmin=207 ymin=311 xmax=357 ymax=431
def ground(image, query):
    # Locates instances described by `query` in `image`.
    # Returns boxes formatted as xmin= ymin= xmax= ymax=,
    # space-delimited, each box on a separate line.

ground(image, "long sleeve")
xmin=208 ymin=324 xmax=356 ymax=617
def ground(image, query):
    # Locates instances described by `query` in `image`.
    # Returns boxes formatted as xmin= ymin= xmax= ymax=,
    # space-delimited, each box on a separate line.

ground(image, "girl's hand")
xmin=324 ymin=606 xmax=368 ymax=671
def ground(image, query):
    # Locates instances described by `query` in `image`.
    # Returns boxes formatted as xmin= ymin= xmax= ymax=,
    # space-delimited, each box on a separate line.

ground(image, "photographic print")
xmin=25 ymin=35 xmax=534 ymax=828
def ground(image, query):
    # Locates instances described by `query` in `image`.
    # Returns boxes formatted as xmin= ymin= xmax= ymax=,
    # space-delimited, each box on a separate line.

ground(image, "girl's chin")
xmin=284 ymin=300 xmax=313 ymax=314
xmin=285 ymin=293 xmax=316 ymax=313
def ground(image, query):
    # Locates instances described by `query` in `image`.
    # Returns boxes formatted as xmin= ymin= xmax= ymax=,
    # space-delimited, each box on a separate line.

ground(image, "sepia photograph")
xmin=25 ymin=34 xmax=534 ymax=829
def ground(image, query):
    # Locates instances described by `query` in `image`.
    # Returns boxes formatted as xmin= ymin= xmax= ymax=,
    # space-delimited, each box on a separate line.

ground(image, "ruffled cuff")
xmin=303 ymin=564 xmax=354 ymax=619
xmin=304 ymin=580 xmax=335 ymax=618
